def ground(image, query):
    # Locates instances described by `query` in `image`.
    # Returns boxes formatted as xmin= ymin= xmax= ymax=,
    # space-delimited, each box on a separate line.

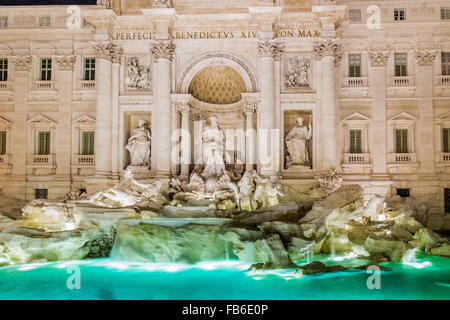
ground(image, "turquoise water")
xmin=0 ymin=252 xmax=449 ymax=300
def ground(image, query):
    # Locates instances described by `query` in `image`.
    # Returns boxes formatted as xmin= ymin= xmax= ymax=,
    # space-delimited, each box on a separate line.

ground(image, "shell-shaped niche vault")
xmin=188 ymin=65 xmax=246 ymax=105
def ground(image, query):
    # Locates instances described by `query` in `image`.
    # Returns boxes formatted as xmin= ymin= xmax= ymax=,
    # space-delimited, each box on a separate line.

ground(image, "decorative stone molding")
xmin=11 ymin=55 xmax=33 ymax=72
xmin=368 ymin=50 xmax=390 ymax=67
xmin=176 ymin=104 xmax=190 ymax=115
xmin=54 ymin=55 xmax=75 ymax=71
xmin=415 ymin=49 xmax=437 ymax=66
xmin=93 ymin=41 xmax=123 ymax=63
xmin=96 ymin=0 xmax=111 ymax=9
xmin=153 ymin=0 xmax=170 ymax=7
xmin=313 ymin=38 xmax=342 ymax=62
xmin=244 ymin=104 xmax=258 ymax=114
xmin=152 ymin=40 xmax=176 ymax=62
xmin=257 ymin=40 xmax=284 ymax=60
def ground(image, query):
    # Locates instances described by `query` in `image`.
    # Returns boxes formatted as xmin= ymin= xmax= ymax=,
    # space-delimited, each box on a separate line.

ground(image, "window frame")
xmin=39 ymin=16 xmax=51 ymax=27
xmin=395 ymin=128 xmax=409 ymax=154
xmin=395 ymin=53 xmax=408 ymax=77
xmin=81 ymin=130 xmax=95 ymax=155
xmin=442 ymin=52 xmax=450 ymax=76
xmin=83 ymin=57 xmax=95 ymax=81
xmin=40 ymin=58 xmax=52 ymax=81
xmin=348 ymin=53 xmax=362 ymax=78
xmin=34 ymin=188 xmax=48 ymax=200
xmin=349 ymin=9 xmax=362 ymax=22
xmin=37 ymin=131 xmax=51 ymax=156
xmin=349 ymin=129 xmax=363 ymax=154
xmin=441 ymin=8 xmax=450 ymax=20
xmin=394 ymin=8 xmax=406 ymax=21
xmin=0 ymin=17 xmax=7 ymax=28
xmin=0 ymin=131 xmax=6 ymax=155
xmin=0 ymin=58 xmax=7 ymax=82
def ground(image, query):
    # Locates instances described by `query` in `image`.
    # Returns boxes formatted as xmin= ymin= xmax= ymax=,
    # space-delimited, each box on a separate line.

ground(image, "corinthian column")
xmin=415 ymin=49 xmax=437 ymax=175
xmin=152 ymin=40 xmax=175 ymax=179
xmin=176 ymin=103 xmax=190 ymax=178
xmin=257 ymin=40 xmax=283 ymax=176
xmin=93 ymin=41 xmax=122 ymax=183
xmin=368 ymin=50 xmax=390 ymax=176
xmin=244 ymin=104 xmax=257 ymax=172
xmin=54 ymin=55 xmax=75 ymax=188
xmin=314 ymin=38 xmax=342 ymax=171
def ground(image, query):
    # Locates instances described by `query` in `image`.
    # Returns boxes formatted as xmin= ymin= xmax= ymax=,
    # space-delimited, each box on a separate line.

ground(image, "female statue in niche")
xmin=285 ymin=116 xmax=312 ymax=168
xmin=125 ymin=119 xmax=152 ymax=168
xmin=201 ymin=115 xmax=226 ymax=195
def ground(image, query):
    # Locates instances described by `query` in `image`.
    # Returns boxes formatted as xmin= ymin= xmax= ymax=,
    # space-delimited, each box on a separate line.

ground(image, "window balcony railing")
xmin=390 ymin=76 xmax=415 ymax=87
xmin=440 ymin=153 xmax=450 ymax=162
xmin=343 ymin=153 xmax=370 ymax=164
xmin=436 ymin=75 xmax=450 ymax=86
xmin=0 ymin=81 xmax=9 ymax=90
xmin=72 ymin=154 xmax=95 ymax=166
xmin=27 ymin=154 xmax=56 ymax=167
xmin=80 ymin=80 xmax=96 ymax=90
xmin=388 ymin=153 xmax=417 ymax=163
xmin=343 ymin=77 xmax=368 ymax=87
xmin=35 ymin=81 xmax=53 ymax=90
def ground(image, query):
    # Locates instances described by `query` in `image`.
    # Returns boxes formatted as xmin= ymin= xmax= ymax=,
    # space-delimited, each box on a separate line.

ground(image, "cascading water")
xmin=402 ymin=248 xmax=418 ymax=264
xmin=330 ymin=232 xmax=336 ymax=259
xmin=111 ymin=218 xmax=236 ymax=264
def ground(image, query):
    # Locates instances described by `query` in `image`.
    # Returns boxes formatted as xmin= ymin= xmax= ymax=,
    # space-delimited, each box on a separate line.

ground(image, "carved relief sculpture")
xmin=97 ymin=0 xmax=111 ymax=9
xmin=125 ymin=119 xmax=152 ymax=168
xmin=285 ymin=56 xmax=310 ymax=88
xmin=125 ymin=57 xmax=152 ymax=90
xmin=154 ymin=0 xmax=170 ymax=7
xmin=11 ymin=55 xmax=33 ymax=71
xmin=285 ymin=116 xmax=312 ymax=168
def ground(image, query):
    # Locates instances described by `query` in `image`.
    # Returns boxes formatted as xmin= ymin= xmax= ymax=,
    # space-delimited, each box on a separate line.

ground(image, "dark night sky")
xmin=0 ymin=0 xmax=96 ymax=5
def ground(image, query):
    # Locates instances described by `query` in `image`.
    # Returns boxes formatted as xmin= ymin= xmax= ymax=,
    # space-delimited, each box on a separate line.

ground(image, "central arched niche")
xmin=188 ymin=65 xmax=246 ymax=105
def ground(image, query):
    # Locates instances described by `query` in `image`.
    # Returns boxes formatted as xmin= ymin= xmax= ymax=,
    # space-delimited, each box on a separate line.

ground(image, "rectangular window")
xmin=349 ymin=129 xmax=362 ymax=154
xmin=82 ymin=131 xmax=95 ymax=155
xmin=0 ymin=58 xmax=7 ymax=82
xmin=0 ymin=17 xmax=7 ymax=28
xmin=441 ymin=8 xmax=450 ymax=19
xmin=38 ymin=131 xmax=50 ymax=155
xmin=396 ymin=129 xmax=409 ymax=153
xmin=397 ymin=188 xmax=410 ymax=198
xmin=349 ymin=10 xmax=362 ymax=22
xmin=445 ymin=189 xmax=450 ymax=214
xmin=442 ymin=52 xmax=450 ymax=76
xmin=0 ymin=131 xmax=6 ymax=155
xmin=395 ymin=53 xmax=407 ymax=76
xmin=40 ymin=58 xmax=52 ymax=81
xmin=349 ymin=54 xmax=361 ymax=78
xmin=443 ymin=128 xmax=450 ymax=153
xmin=35 ymin=189 xmax=48 ymax=200
xmin=39 ymin=16 xmax=51 ymax=26
xmin=84 ymin=58 xmax=95 ymax=81
xmin=394 ymin=9 xmax=406 ymax=21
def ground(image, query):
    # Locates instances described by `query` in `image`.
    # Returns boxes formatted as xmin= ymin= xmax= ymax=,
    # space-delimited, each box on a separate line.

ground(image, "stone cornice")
xmin=313 ymin=38 xmax=342 ymax=62
xmin=92 ymin=41 xmax=123 ymax=63
xmin=152 ymin=40 xmax=176 ymax=62
xmin=257 ymin=39 xmax=284 ymax=60
xmin=10 ymin=55 xmax=32 ymax=72
xmin=54 ymin=55 xmax=75 ymax=71
xmin=415 ymin=49 xmax=437 ymax=66
xmin=368 ymin=50 xmax=390 ymax=67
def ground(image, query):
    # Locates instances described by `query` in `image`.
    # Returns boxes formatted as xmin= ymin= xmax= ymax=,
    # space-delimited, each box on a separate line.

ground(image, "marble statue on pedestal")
xmin=125 ymin=119 xmax=151 ymax=168
xmin=285 ymin=116 xmax=312 ymax=168
xmin=200 ymin=116 xmax=226 ymax=195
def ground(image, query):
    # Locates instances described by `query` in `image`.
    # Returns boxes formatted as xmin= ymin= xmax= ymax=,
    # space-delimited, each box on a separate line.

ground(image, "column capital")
xmin=54 ymin=55 xmax=75 ymax=71
xmin=415 ymin=49 xmax=437 ymax=66
xmin=10 ymin=55 xmax=32 ymax=72
xmin=257 ymin=39 xmax=284 ymax=60
xmin=152 ymin=40 xmax=176 ymax=62
xmin=92 ymin=41 xmax=123 ymax=63
xmin=368 ymin=50 xmax=390 ymax=67
xmin=176 ymin=103 xmax=190 ymax=115
xmin=313 ymin=38 xmax=342 ymax=62
xmin=244 ymin=104 xmax=258 ymax=114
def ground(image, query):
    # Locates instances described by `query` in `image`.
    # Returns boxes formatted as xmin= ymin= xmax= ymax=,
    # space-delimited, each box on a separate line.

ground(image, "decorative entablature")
xmin=27 ymin=114 xmax=57 ymax=129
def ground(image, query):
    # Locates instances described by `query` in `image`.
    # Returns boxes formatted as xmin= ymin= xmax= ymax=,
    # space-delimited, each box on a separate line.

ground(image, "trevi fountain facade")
xmin=0 ymin=0 xmax=449 ymax=300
